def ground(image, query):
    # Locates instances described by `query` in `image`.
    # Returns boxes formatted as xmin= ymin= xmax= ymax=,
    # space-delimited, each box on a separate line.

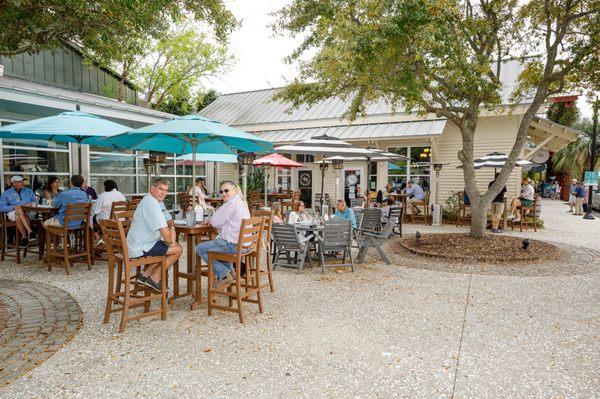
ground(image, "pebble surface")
xmin=0 ymin=199 xmax=598 ymax=398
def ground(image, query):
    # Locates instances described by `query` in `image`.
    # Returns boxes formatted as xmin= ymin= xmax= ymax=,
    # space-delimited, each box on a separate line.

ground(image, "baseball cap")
xmin=10 ymin=175 xmax=25 ymax=183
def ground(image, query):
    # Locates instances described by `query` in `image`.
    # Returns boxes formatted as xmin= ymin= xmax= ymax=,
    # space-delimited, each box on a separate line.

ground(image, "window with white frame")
xmin=89 ymin=147 xmax=206 ymax=209
xmin=1 ymin=130 xmax=71 ymax=194
xmin=387 ymin=146 xmax=431 ymax=191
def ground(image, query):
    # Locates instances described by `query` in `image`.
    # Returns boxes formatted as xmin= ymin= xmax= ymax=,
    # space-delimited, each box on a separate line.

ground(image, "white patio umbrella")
xmin=324 ymin=149 xmax=410 ymax=203
xmin=275 ymin=134 xmax=378 ymax=210
xmin=456 ymin=151 xmax=532 ymax=171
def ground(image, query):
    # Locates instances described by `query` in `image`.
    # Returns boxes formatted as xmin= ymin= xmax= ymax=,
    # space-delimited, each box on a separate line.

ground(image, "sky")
xmin=208 ymin=0 xmax=593 ymax=118
xmin=208 ymin=0 xmax=300 ymax=94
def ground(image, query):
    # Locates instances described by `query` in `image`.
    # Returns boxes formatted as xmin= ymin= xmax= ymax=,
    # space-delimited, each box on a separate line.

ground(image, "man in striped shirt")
xmin=196 ymin=180 xmax=250 ymax=287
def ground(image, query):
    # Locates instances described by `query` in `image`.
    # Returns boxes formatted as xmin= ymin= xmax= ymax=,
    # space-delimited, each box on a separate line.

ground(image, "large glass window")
xmin=387 ymin=146 xmax=431 ymax=191
xmin=89 ymin=153 xmax=136 ymax=174
xmin=277 ymin=167 xmax=292 ymax=190
xmin=1 ymin=135 xmax=71 ymax=193
xmin=89 ymin=150 xmax=138 ymax=196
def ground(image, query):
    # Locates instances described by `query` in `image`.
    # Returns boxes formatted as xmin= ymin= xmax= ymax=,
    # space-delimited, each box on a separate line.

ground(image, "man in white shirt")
xmin=92 ymin=179 xmax=126 ymax=244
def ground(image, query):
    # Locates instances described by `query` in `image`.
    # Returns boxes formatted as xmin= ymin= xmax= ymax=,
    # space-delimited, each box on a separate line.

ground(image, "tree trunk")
xmin=469 ymin=197 xmax=488 ymax=238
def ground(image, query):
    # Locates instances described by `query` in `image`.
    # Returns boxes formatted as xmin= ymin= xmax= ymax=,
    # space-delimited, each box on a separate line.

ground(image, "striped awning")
xmin=274 ymin=134 xmax=378 ymax=157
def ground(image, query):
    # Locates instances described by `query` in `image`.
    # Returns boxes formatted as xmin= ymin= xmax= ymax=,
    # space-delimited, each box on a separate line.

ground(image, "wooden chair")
xmin=455 ymin=191 xmax=471 ymax=227
xmin=410 ymin=191 xmax=431 ymax=225
xmin=248 ymin=191 xmax=265 ymax=210
xmin=177 ymin=192 xmax=193 ymax=210
xmin=45 ymin=202 xmax=92 ymax=274
xmin=317 ymin=219 xmax=354 ymax=272
xmin=510 ymin=194 xmax=538 ymax=232
xmin=100 ymin=217 xmax=168 ymax=333
xmin=251 ymin=209 xmax=276 ymax=292
xmin=357 ymin=207 xmax=400 ymax=265
xmin=0 ymin=212 xmax=22 ymax=263
xmin=128 ymin=197 xmax=142 ymax=211
xmin=281 ymin=190 xmax=299 ymax=212
xmin=110 ymin=201 xmax=130 ymax=219
xmin=92 ymin=200 xmax=130 ymax=263
xmin=207 ymin=216 xmax=265 ymax=323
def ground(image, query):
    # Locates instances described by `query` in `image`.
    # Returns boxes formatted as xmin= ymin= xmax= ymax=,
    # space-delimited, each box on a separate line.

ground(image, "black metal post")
xmin=584 ymin=97 xmax=598 ymax=220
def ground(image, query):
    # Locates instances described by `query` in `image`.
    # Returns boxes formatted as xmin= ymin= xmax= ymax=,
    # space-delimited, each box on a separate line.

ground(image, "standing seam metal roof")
xmin=254 ymin=120 xmax=446 ymax=143
xmin=200 ymin=59 xmax=526 ymax=127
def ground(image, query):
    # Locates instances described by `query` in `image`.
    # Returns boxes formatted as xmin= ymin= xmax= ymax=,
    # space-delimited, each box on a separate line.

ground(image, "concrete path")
xmin=0 ymin=199 xmax=598 ymax=398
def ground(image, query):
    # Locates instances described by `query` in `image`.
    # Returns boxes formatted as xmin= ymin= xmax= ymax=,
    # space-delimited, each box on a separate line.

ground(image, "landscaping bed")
xmin=398 ymin=233 xmax=562 ymax=263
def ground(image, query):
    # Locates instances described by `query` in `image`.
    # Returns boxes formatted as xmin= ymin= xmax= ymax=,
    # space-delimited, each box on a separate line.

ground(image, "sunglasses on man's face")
xmin=219 ymin=189 xmax=230 ymax=194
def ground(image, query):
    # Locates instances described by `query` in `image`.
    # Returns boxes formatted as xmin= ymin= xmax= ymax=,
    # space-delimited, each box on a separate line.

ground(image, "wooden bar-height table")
xmin=267 ymin=193 xmax=289 ymax=205
xmin=172 ymin=223 xmax=216 ymax=307
xmin=22 ymin=204 xmax=58 ymax=260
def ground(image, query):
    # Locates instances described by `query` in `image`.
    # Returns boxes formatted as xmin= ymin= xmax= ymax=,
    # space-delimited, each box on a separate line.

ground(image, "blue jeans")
xmin=196 ymin=238 xmax=238 ymax=279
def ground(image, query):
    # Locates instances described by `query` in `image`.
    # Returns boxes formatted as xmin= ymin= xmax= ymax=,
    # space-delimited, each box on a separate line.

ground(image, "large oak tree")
xmin=274 ymin=0 xmax=599 ymax=237
xmin=0 ymin=0 xmax=236 ymax=56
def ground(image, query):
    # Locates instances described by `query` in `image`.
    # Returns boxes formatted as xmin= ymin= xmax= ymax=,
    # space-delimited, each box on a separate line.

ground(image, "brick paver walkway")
xmin=0 ymin=280 xmax=82 ymax=386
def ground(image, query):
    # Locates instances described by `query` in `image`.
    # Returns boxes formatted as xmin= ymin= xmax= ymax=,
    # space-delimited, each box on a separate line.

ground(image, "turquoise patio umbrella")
xmin=0 ymin=109 xmax=131 ymax=173
xmin=100 ymin=114 xmax=273 ymax=187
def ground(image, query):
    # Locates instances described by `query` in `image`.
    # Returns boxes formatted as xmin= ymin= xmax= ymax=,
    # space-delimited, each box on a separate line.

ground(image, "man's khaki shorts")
xmin=43 ymin=217 xmax=63 ymax=228
xmin=490 ymin=202 xmax=504 ymax=216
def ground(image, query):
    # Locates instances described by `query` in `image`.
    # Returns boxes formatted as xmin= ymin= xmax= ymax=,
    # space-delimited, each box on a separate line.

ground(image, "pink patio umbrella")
xmin=253 ymin=153 xmax=304 ymax=206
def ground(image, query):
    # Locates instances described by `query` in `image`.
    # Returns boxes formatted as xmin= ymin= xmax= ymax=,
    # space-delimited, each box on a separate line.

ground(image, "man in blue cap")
xmin=0 ymin=175 xmax=36 ymax=247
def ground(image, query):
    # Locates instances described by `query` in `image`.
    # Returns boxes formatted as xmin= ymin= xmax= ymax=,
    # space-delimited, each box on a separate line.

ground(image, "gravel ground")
xmin=0 ymin=199 xmax=599 ymax=398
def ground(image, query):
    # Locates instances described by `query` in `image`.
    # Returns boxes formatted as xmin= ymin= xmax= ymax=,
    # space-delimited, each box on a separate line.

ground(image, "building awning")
xmin=256 ymin=119 xmax=447 ymax=144
xmin=525 ymin=116 xmax=580 ymax=159
xmin=0 ymin=76 xmax=172 ymax=126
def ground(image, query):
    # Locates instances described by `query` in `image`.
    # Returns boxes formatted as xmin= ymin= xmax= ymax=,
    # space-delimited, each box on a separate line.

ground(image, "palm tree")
xmin=552 ymin=118 xmax=599 ymax=178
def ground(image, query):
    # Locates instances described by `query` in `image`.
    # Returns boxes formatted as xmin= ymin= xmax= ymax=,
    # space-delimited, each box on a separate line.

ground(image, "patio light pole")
xmin=318 ymin=160 xmax=329 ymax=215
xmin=238 ymin=152 xmax=255 ymax=199
xmin=263 ymin=162 xmax=271 ymax=207
xmin=332 ymin=158 xmax=344 ymax=202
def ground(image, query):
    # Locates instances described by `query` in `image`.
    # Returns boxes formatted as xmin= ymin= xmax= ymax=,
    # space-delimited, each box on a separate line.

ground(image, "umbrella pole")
xmin=192 ymin=142 xmax=197 ymax=200
xmin=213 ymin=161 xmax=218 ymax=195
xmin=366 ymin=159 xmax=370 ymax=208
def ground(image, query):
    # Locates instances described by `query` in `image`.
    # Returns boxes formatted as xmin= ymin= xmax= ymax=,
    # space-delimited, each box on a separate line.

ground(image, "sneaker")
xmin=212 ymin=272 xmax=234 ymax=289
xmin=19 ymin=238 xmax=29 ymax=249
xmin=138 ymin=275 xmax=162 ymax=292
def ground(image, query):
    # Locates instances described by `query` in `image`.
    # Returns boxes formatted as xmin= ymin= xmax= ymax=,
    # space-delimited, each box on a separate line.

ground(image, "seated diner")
xmin=333 ymin=199 xmax=357 ymax=228
xmin=126 ymin=178 xmax=183 ymax=291
xmin=196 ymin=180 xmax=250 ymax=288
